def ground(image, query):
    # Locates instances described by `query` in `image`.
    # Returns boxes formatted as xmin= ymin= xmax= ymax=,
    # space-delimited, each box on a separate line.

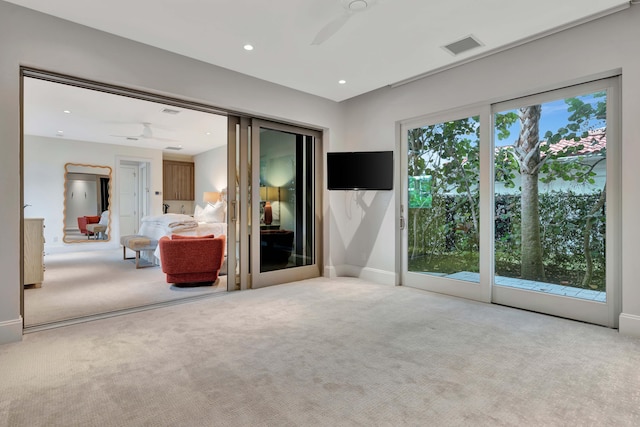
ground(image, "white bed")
xmin=137 ymin=213 xmax=227 ymax=265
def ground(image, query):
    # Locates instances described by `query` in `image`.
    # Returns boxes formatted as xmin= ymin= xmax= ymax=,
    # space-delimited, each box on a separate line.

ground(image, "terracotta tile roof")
xmin=497 ymin=129 xmax=606 ymax=157
xmin=545 ymin=129 xmax=606 ymax=156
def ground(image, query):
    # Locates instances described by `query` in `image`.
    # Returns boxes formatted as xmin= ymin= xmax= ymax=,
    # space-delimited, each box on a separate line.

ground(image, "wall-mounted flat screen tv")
xmin=327 ymin=151 xmax=393 ymax=190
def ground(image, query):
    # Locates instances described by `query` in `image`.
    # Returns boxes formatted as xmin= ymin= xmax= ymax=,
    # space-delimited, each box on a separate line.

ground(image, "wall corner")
xmin=619 ymin=313 xmax=640 ymax=338
xmin=0 ymin=316 xmax=23 ymax=345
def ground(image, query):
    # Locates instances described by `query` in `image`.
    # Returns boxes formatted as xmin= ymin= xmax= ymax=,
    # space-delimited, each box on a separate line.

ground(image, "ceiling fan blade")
xmin=141 ymin=123 xmax=153 ymax=138
xmin=109 ymin=134 xmax=138 ymax=139
xmin=311 ymin=12 xmax=351 ymax=45
xmin=153 ymin=136 xmax=179 ymax=142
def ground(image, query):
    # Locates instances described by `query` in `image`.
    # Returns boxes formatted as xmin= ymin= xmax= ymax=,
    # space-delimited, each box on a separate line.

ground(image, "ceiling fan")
xmin=110 ymin=122 xmax=176 ymax=142
xmin=311 ymin=0 xmax=379 ymax=45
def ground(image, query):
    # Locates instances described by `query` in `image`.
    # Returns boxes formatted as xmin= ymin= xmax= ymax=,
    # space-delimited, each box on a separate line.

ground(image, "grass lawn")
xmin=408 ymin=252 xmax=605 ymax=291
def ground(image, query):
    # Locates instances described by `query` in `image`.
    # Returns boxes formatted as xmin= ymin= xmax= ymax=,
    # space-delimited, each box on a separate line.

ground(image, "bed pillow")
xmin=202 ymin=201 xmax=225 ymax=223
xmin=193 ymin=204 xmax=205 ymax=222
xmin=171 ymin=234 xmax=215 ymax=240
xmin=98 ymin=210 xmax=109 ymax=226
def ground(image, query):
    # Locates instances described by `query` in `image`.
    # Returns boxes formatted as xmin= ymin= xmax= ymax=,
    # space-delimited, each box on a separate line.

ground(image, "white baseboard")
xmin=0 ymin=317 xmax=23 ymax=345
xmin=329 ymin=264 xmax=397 ymax=286
xmin=619 ymin=313 xmax=640 ymax=338
xmin=324 ymin=265 xmax=337 ymax=279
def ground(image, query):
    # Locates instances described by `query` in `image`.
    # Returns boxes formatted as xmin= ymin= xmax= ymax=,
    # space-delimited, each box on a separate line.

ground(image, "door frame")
xmin=20 ymin=67 xmax=231 ymax=328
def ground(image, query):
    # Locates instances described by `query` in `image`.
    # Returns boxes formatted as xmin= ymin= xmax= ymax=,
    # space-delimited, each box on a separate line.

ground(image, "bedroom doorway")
xmin=21 ymin=68 xmax=323 ymax=331
xmin=21 ymin=69 xmax=231 ymax=330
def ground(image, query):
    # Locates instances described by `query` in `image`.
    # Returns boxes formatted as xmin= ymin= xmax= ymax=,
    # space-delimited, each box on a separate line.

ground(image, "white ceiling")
xmin=7 ymin=0 xmax=629 ymax=102
xmin=14 ymin=0 xmax=630 ymax=156
xmin=24 ymin=77 xmax=228 ymax=156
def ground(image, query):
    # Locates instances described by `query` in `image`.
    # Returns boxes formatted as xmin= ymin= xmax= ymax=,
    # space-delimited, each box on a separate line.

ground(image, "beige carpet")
xmin=24 ymin=248 xmax=226 ymax=327
xmin=3 ymin=277 xmax=640 ymax=426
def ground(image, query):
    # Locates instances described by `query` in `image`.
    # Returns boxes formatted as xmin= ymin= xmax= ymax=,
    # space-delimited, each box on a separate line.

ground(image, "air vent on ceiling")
xmin=442 ymin=35 xmax=483 ymax=56
xmin=162 ymin=108 xmax=181 ymax=115
xmin=126 ymin=137 xmax=139 ymax=141
xmin=165 ymin=146 xmax=183 ymax=151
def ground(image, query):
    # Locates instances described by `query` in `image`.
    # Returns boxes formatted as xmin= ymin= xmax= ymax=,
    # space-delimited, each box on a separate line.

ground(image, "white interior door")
xmin=119 ymin=163 xmax=139 ymax=236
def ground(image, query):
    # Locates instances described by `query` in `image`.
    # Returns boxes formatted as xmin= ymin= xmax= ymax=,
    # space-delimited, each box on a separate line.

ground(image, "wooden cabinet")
xmin=24 ymin=218 xmax=45 ymax=287
xmin=163 ymin=160 xmax=194 ymax=201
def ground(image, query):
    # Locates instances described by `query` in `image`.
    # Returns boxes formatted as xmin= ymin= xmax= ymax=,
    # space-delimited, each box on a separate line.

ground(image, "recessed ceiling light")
xmin=338 ymin=80 xmax=346 ymax=85
xmin=63 ymin=110 xmax=71 ymax=114
xmin=205 ymin=132 xmax=211 ymax=135
xmin=347 ymin=0 xmax=368 ymax=11
xmin=243 ymin=44 xmax=254 ymax=51
xmin=56 ymin=130 xmax=64 ymax=136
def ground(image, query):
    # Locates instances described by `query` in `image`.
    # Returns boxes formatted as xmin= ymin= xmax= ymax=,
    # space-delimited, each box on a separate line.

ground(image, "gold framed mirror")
xmin=63 ymin=163 xmax=112 ymax=243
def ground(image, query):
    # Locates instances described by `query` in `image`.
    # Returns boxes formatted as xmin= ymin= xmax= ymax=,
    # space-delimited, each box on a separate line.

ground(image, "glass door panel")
xmin=492 ymin=78 xmax=620 ymax=327
xmin=402 ymin=112 xmax=484 ymax=300
xmin=250 ymin=120 xmax=321 ymax=288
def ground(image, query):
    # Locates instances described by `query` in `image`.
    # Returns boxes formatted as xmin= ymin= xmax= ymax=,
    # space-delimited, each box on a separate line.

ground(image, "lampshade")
xmin=259 ymin=186 xmax=280 ymax=201
xmin=203 ymin=191 xmax=220 ymax=204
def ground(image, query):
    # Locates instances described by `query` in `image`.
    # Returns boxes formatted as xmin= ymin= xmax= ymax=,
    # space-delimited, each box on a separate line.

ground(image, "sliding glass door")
xmin=227 ymin=118 xmax=322 ymax=290
xmin=401 ymin=107 xmax=490 ymax=301
xmin=491 ymin=78 xmax=620 ymax=326
xmin=401 ymin=77 xmax=620 ymax=327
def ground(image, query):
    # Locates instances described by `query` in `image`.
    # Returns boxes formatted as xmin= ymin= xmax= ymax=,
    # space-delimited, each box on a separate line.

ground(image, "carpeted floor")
xmin=3 ymin=277 xmax=640 ymax=426
xmin=24 ymin=248 xmax=226 ymax=327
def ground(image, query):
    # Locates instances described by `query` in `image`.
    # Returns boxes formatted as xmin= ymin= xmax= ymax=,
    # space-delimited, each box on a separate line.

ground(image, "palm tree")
xmin=514 ymin=105 xmax=546 ymax=281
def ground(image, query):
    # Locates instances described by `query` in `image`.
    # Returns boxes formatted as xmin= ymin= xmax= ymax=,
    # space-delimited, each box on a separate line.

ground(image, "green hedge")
xmin=408 ymin=190 xmax=606 ymax=289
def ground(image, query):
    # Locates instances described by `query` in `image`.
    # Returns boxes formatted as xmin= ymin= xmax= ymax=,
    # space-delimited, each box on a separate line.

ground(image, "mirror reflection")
xmin=63 ymin=163 xmax=112 ymax=243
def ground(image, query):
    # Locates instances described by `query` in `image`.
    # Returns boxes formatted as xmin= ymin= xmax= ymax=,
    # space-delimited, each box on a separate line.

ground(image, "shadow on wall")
xmin=330 ymin=190 xmax=393 ymax=272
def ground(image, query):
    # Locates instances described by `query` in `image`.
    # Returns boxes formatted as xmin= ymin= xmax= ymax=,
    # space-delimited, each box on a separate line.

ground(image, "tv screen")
xmin=327 ymin=151 xmax=393 ymax=190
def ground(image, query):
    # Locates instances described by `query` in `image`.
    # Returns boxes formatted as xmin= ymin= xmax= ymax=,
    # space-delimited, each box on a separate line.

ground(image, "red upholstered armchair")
xmin=78 ymin=215 xmax=101 ymax=235
xmin=158 ymin=234 xmax=226 ymax=285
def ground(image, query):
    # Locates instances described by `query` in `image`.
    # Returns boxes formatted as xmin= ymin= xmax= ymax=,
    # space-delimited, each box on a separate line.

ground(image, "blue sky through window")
xmin=495 ymin=92 xmax=606 ymax=147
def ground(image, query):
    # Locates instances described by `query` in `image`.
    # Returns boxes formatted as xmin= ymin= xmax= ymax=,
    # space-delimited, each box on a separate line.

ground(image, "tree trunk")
xmin=516 ymin=105 xmax=546 ymax=281
xmin=582 ymin=185 xmax=606 ymax=289
xmin=411 ymin=209 xmax=418 ymax=260
xmin=455 ymin=162 xmax=479 ymax=240
xmin=520 ymin=172 xmax=545 ymax=280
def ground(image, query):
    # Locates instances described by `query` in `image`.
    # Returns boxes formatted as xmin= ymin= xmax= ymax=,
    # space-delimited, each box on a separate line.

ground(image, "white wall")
xmin=340 ymin=6 xmax=640 ymax=336
xmin=23 ymin=135 xmax=163 ymax=253
xmin=64 ymin=177 xmax=98 ymax=229
xmin=0 ymin=0 xmax=345 ymax=344
xmin=194 ymin=144 xmax=227 ymax=208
